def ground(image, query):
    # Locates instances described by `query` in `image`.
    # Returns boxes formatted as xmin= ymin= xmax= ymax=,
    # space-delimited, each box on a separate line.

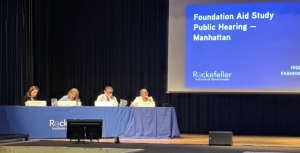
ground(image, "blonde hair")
xmin=26 ymin=86 xmax=39 ymax=98
xmin=67 ymin=88 xmax=79 ymax=102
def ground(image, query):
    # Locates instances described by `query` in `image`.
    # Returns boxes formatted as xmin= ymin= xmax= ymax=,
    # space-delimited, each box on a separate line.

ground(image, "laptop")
xmin=136 ymin=102 xmax=155 ymax=107
xmin=25 ymin=101 xmax=47 ymax=106
xmin=95 ymin=101 xmax=114 ymax=107
xmin=57 ymin=101 xmax=77 ymax=106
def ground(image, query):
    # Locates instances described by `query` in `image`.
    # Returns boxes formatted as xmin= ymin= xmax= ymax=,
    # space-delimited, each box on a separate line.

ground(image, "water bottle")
xmin=51 ymin=98 xmax=57 ymax=106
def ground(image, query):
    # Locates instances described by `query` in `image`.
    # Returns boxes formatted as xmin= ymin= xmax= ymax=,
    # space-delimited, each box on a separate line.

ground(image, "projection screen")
xmin=167 ymin=0 xmax=300 ymax=93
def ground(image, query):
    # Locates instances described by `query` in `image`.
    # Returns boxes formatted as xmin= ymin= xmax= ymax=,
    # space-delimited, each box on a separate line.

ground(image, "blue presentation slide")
xmin=185 ymin=1 xmax=300 ymax=89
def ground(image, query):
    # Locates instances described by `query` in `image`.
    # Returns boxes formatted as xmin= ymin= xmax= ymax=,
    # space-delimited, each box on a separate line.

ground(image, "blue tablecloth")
xmin=120 ymin=107 xmax=180 ymax=139
xmin=0 ymin=106 xmax=180 ymax=139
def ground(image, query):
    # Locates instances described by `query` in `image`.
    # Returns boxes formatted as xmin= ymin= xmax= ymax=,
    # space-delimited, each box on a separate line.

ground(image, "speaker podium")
xmin=209 ymin=131 xmax=233 ymax=146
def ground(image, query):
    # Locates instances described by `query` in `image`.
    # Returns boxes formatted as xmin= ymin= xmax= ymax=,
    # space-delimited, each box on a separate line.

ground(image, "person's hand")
xmin=145 ymin=96 xmax=152 ymax=102
xmin=143 ymin=96 xmax=148 ymax=101
xmin=108 ymin=94 xmax=112 ymax=100
xmin=146 ymin=96 xmax=152 ymax=102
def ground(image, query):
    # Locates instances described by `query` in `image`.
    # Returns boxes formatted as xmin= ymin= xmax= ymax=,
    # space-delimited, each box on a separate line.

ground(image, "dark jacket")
xmin=20 ymin=96 xmax=36 ymax=106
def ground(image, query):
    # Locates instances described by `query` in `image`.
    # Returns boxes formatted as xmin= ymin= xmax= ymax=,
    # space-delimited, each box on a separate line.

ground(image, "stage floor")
xmin=38 ymin=134 xmax=300 ymax=148
xmin=2 ymin=134 xmax=300 ymax=153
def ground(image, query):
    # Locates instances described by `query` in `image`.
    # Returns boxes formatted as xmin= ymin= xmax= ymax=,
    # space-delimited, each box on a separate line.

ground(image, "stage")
xmin=1 ymin=134 xmax=300 ymax=153
xmin=43 ymin=134 xmax=300 ymax=147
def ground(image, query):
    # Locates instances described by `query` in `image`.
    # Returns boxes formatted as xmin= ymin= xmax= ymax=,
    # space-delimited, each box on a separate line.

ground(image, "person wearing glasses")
xmin=96 ymin=86 xmax=119 ymax=107
xmin=130 ymin=89 xmax=154 ymax=107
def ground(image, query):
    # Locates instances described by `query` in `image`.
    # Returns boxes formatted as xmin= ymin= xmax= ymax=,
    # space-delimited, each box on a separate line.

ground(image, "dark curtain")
xmin=1 ymin=0 xmax=300 ymax=135
xmin=0 ymin=0 xmax=32 ymax=105
xmin=41 ymin=0 xmax=169 ymax=105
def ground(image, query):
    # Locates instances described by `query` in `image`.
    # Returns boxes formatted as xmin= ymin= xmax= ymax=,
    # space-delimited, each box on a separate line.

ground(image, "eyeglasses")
xmin=144 ymin=92 xmax=149 ymax=94
xmin=106 ymin=92 xmax=113 ymax=94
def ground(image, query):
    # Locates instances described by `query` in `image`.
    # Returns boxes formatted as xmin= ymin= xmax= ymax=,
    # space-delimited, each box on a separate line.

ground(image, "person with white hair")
xmin=96 ymin=86 xmax=119 ymax=107
xmin=130 ymin=89 xmax=154 ymax=107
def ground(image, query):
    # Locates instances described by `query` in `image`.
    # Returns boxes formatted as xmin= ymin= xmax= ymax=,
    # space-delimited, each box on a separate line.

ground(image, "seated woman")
xmin=58 ymin=88 xmax=81 ymax=106
xmin=130 ymin=89 xmax=154 ymax=107
xmin=20 ymin=86 xmax=39 ymax=106
xmin=96 ymin=86 xmax=118 ymax=107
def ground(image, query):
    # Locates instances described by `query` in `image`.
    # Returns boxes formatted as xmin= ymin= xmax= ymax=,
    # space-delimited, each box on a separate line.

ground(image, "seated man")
xmin=96 ymin=86 xmax=118 ymax=107
xmin=130 ymin=89 xmax=154 ymax=107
